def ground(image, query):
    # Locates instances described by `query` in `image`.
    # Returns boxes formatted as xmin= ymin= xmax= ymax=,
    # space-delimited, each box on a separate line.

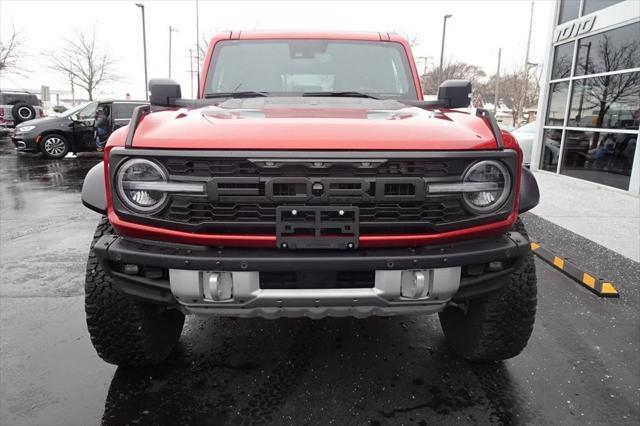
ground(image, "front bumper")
xmin=94 ymin=232 xmax=530 ymax=318
xmin=11 ymin=133 xmax=38 ymax=152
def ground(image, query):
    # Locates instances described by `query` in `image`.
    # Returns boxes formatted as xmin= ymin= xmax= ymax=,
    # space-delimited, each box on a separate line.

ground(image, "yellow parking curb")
xmin=530 ymin=242 xmax=619 ymax=298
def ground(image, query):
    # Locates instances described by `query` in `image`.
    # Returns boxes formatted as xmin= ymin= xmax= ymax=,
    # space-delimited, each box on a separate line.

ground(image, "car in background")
xmin=0 ymin=91 xmax=46 ymax=130
xmin=12 ymin=99 xmax=148 ymax=159
xmin=511 ymin=121 xmax=537 ymax=167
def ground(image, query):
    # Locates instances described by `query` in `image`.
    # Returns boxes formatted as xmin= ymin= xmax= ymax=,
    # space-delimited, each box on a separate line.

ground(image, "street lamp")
xmin=576 ymin=41 xmax=591 ymax=125
xmin=416 ymin=56 xmax=430 ymax=94
xmin=135 ymin=3 xmax=148 ymax=100
xmin=439 ymin=14 xmax=453 ymax=86
xmin=168 ymin=26 xmax=179 ymax=77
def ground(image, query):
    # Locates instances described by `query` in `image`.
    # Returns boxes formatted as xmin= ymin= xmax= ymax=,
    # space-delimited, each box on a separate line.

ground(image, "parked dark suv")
xmin=12 ymin=99 xmax=147 ymax=158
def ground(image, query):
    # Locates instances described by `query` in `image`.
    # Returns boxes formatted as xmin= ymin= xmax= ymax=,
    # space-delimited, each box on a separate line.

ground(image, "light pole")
xmin=188 ymin=49 xmax=196 ymax=98
xmin=416 ymin=56 xmax=430 ymax=94
xmin=439 ymin=14 xmax=452 ymax=86
xmin=168 ymin=26 xmax=179 ymax=77
xmin=518 ymin=1 xmax=534 ymax=123
xmin=195 ymin=0 xmax=200 ymax=94
xmin=135 ymin=3 xmax=148 ymax=100
xmin=576 ymin=41 xmax=591 ymax=125
xmin=494 ymin=48 xmax=501 ymax=115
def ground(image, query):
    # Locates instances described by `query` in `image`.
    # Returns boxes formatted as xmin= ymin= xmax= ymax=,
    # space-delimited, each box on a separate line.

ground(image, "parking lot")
xmin=0 ymin=136 xmax=638 ymax=425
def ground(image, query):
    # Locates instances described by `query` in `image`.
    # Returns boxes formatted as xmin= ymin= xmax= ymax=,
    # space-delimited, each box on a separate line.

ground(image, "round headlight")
xmin=116 ymin=158 xmax=168 ymax=213
xmin=462 ymin=160 xmax=511 ymax=213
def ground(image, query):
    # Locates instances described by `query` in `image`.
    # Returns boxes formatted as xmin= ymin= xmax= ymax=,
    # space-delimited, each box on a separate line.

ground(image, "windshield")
xmin=59 ymin=102 xmax=93 ymax=118
xmin=205 ymin=40 xmax=417 ymax=100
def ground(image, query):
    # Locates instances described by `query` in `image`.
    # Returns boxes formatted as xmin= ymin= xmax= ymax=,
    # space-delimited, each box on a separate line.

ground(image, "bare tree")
xmin=0 ymin=24 xmax=26 ymax=76
xmin=46 ymin=27 xmax=119 ymax=100
xmin=573 ymin=35 xmax=640 ymax=147
xmin=478 ymin=66 xmax=541 ymax=124
xmin=422 ymin=60 xmax=486 ymax=95
xmin=197 ymin=35 xmax=210 ymax=67
xmin=394 ymin=31 xmax=420 ymax=48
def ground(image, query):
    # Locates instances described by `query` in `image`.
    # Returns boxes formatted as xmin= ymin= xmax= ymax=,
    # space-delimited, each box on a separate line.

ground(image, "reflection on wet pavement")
xmin=100 ymin=315 xmax=534 ymax=425
xmin=0 ymin=138 xmax=103 ymax=299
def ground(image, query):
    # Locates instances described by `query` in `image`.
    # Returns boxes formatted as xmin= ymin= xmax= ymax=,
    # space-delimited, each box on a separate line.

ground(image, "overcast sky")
xmin=0 ymin=0 xmax=555 ymax=101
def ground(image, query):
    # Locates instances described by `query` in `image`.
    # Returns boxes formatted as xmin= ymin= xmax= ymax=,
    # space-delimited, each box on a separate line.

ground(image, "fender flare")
xmin=82 ymin=162 xmax=107 ymax=214
xmin=518 ymin=167 xmax=540 ymax=213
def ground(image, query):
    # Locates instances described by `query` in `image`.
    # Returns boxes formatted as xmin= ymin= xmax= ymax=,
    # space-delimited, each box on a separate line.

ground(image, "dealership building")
xmin=531 ymin=0 xmax=640 ymax=194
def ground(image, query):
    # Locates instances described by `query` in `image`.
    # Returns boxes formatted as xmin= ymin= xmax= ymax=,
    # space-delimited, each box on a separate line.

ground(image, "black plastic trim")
xmin=124 ymin=105 xmax=150 ymax=148
xmin=475 ymin=108 xmax=504 ymax=149
xmin=94 ymin=231 xmax=530 ymax=305
xmin=81 ymin=162 xmax=107 ymax=214
xmin=454 ymin=259 xmax=521 ymax=301
xmin=518 ymin=167 xmax=540 ymax=213
xmin=95 ymin=232 xmax=529 ymax=273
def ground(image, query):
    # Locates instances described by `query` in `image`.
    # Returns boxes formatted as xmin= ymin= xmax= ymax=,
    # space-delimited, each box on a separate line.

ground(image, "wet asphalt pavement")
xmin=0 ymin=136 xmax=638 ymax=425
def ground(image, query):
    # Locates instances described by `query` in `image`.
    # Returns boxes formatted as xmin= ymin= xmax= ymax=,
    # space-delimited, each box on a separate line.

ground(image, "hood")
xmin=128 ymin=97 xmax=501 ymax=151
xmin=17 ymin=116 xmax=60 ymax=128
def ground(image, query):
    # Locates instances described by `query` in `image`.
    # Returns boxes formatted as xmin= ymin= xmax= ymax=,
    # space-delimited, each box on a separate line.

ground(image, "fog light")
xmin=401 ymin=270 xmax=432 ymax=299
xmin=488 ymin=261 xmax=505 ymax=272
xmin=204 ymin=272 xmax=233 ymax=301
xmin=123 ymin=264 xmax=139 ymax=275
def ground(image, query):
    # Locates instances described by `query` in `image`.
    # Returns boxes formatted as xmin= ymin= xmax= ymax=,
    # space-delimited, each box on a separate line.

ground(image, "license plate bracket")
xmin=276 ymin=206 xmax=359 ymax=249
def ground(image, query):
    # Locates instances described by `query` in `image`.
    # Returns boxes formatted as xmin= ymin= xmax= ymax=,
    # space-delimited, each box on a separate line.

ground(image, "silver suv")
xmin=0 ymin=91 xmax=45 ymax=129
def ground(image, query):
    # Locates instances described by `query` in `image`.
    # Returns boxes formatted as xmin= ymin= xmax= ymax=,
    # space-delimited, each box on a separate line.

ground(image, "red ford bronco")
xmin=82 ymin=31 xmax=540 ymax=367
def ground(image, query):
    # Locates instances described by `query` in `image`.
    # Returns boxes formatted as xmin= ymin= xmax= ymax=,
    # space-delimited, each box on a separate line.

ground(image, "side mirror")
xmin=437 ymin=79 xmax=472 ymax=108
xmin=70 ymin=114 xmax=78 ymax=121
xmin=149 ymin=78 xmax=182 ymax=107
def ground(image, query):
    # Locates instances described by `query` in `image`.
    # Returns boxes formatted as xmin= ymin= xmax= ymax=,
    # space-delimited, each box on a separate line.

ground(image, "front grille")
xmin=160 ymin=157 xmax=469 ymax=178
xmin=110 ymin=151 xmax=517 ymax=238
xmin=154 ymin=157 xmax=476 ymax=234
xmin=163 ymin=199 xmax=467 ymax=232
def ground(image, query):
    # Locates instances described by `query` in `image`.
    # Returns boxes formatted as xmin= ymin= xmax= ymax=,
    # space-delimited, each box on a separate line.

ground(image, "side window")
xmin=112 ymin=103 xmax=139 ymax=120
xmin=78 ymin=102 xmax=98 ymax=120
xmin=0 ymin=93 xmax=38 ymax=105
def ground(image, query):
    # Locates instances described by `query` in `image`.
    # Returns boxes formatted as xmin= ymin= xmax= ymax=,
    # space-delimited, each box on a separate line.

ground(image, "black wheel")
xmin=40 ymin=134 xmax=70 ymax=159
xmin=439 ymin=219 xmax=537 ymax=362
xmin=12 ymin=103 xmax=36 ymax=124
xmin=85 ymin=217 xmax=185 ymax=367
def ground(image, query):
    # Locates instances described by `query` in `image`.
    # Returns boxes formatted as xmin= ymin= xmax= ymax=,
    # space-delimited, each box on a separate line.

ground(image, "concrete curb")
xmin=530 ymin=242 xmax=619 ymax=298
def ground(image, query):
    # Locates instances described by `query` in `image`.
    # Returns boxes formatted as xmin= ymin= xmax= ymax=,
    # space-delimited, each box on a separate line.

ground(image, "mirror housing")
xmin=70 ymin=114 xmax=78 ymax=121
xmin=437 ymin=79 xmax=472 ymax=108
xmin=149 ymin=78 xmax=182 ymax=107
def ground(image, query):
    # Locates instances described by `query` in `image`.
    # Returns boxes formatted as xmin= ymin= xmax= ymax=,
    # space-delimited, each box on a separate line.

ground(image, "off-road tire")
xmin=12 ymin=103 xmax=36 ymax=124
xmin=439 ymin=218 xmax=537 ymax=362
xmin=85 ymin=217 xmax=185 ymax=367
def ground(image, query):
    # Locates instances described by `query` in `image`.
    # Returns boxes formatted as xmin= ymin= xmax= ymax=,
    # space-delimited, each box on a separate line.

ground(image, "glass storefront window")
xmin=567 ymin=72 xmax=640 ymax=129
xmin=560 ymin=130 xmax=637 ymax=190
xmin=551 ymin=42 xmax=574 ymax=80
xmin=546 ymin=81 xmax=571 ymax=126
xmin=540 ymin=129 xmax=564 ymax=171
xmin=575 ymin=23 xmax=640 ymax=76
xmin=558 ymin=0 xmax=580 ymax=24
xmin=582 ymin=0 xmax=624 ymax=15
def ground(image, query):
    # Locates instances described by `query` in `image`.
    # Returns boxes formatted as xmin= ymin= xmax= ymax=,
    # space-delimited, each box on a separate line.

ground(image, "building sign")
xmin=555 ymin=15 xmax=597 ymax=42
xmin=40 ymin=85 xmax=50 ymax=102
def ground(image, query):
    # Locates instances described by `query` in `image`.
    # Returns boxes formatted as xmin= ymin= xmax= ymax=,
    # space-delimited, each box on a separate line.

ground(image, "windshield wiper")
xmin=204 ymin=91 xmax=269 ymax=99
xmin=302 ymin=91 xmax=379 ymax=99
